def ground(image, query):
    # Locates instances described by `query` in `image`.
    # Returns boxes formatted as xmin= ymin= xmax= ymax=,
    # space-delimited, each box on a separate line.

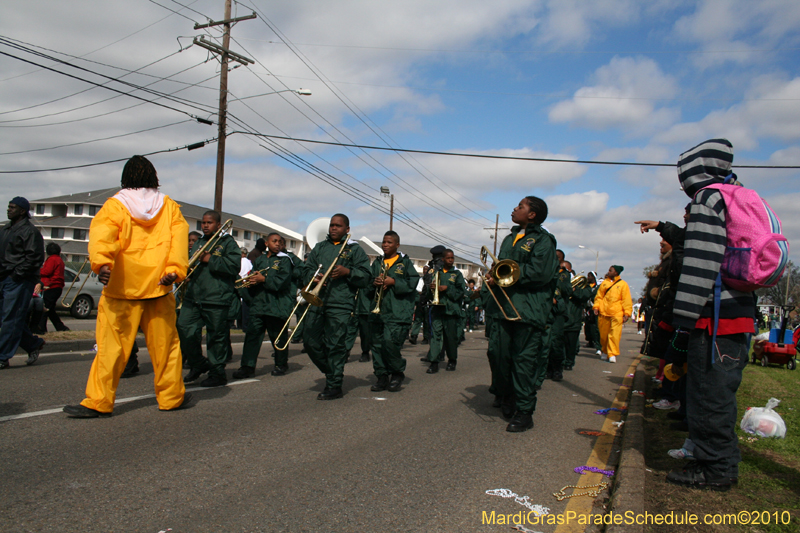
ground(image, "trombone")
xmin=174 ymin=219 xmax=233 ymax=307
xmin=371 ymin=258 xmax=388 ymax=314
xmin=479 ymin=245 xmax=522 ymax=321
xmin=275 ymin=234 xmax=351 ymax=350
xmin=61 ymin=258 xmax=91 ymax=308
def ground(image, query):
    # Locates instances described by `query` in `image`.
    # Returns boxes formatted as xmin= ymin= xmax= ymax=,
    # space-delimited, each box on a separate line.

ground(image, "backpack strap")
xmin=711 ymin=272 xmax=722 ymax=364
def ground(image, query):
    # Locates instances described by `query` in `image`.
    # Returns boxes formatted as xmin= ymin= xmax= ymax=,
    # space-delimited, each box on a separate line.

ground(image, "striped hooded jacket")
xmin=672 ymin=139 xmax=755 ymax=330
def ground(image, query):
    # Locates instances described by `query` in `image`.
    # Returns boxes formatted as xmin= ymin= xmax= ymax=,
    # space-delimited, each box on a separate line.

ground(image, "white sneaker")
xmin=668 ymin=447 xmax=694 ymax=460
xmin=653 ymin=399 xmax=680 ymax=410
xmin=638 ymin=331 xmax=643 ymax=335
xmin=600 ymin=354 xmax=608 ymax=361
xmin=608 ymin=356 xmax=617 ymax=363
xmin=469 ymin=329 xmax=473 ymax=333
xmin=596 ymin=349 xmax=602 ymax=356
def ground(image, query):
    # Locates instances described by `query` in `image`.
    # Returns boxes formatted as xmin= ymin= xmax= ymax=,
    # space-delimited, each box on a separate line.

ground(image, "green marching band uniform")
xmin=495 ymin=224 xmax=558 ymax=421
xmin=426 ymin=267 xmax=466 ymax=367
xmin=563 ymin=276 xmax=593 ymax=370
xmin=284 ymin=250 xmax=305 ymax=343
xmin=237 ymin=251 xmax=294 ymax=376
xmin=368 ymin=252 xmax=420 ymax=388
xmin=301 ymin=236 xmax=371 ymax=394
xmin=178 ymin=231 xmax=242 ymax=383
xmin=482 ymin=281 xmax=505 ymax=401
xmin=344 ymin=287 xmax=372 ymax=360
xmin=545 ymin=267 xmax=572 ymax=379
xmin=584 ymin=276 xmax=601 ymax=351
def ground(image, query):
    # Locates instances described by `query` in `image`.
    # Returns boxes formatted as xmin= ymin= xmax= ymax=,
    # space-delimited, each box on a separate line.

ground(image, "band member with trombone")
xmin=233 ymin=233 xmax=294 ymax=378
xmin=368 ymin=231 xmax=419 ymax=392
xmin=63 ymin=156 xmax=189 ymax=416
xmin=489 ymin=196 xmax=558 ymax=432
xmin=0 ymin=196 xmax=45 ymax=369
xmin=178 ymin=210 xmax=241 ymax=388
xmin=300 ymin=214 xmax=371 ymax=400
xmin=562 ymin=261 xmax=593 ymax=371
xmin=425 ymin=249 xmax=466 ymax=374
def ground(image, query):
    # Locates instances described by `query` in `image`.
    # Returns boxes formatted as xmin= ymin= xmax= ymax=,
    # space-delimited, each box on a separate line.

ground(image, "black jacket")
xmin=0 ymin=218 xmax=44 ymax=283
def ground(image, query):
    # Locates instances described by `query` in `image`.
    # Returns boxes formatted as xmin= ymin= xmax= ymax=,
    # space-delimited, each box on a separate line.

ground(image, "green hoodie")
xmin=497 ymin=224 xmax=558 ymax=329
xmin=300 ymin=236 xmax=371 ymax=310
xmin=185 ymin=233 xmax=240 ymax=306
xmin=245 ymin=252 xmax=294 ymax=318
xmin=368 ymin=252 xmax=421 ymax=323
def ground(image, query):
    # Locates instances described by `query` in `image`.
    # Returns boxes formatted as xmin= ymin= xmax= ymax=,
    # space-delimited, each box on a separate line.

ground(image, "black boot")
xmin=426 ymin=362 xmax=439 ymax=374
xmin=371 ymin=374 xmax=390 ymax=392
xmin=387 ymin=372 xmax=405 ymax=392
xmin=506 ymin=411 xmax=534 ymax=433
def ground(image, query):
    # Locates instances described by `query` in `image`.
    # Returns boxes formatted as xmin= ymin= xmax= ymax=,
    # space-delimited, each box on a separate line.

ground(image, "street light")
xmin=578 ymin=245 xmax=599 ymax=273
xmin=232 ymin=88 xmax=312 ymax=102
xmin=380 ymin=186 xmax=394 ymax=231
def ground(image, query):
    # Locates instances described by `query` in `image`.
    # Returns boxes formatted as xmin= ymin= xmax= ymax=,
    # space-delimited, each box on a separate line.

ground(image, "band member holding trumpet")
xmin=301 ymin=214 xmax=371 ymax=400
xmin=425 ymin=249 xmax=466 ymax=374
xmin=178 ymin=210 xmax=241 ymax=388
xmin=489 ymin=196 xmax=558 ymax=433
xmin=233 ymin=233 xmax=294 ymax=378
xmin=63 ymin=156 xmax=190 ymax=416
xmin=368 ymin=231 xmax=419 ymax=392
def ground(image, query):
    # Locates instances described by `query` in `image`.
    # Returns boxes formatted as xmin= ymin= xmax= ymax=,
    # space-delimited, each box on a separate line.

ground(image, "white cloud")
xmin=545 ymin=190 xmax=609 ymax=220
xmin=537 ymin=0 xmax=642 ymax=47
xmin=548 ymin=56 xmax=680 ymax=133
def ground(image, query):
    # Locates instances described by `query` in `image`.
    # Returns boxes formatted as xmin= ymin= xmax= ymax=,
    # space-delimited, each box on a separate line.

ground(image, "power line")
xmin=230 ymin=133 xmax=800 ymax=169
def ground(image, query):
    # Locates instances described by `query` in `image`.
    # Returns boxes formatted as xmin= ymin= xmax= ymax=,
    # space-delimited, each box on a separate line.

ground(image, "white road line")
xmin=0 ymin=378 xmax=261 ymax=423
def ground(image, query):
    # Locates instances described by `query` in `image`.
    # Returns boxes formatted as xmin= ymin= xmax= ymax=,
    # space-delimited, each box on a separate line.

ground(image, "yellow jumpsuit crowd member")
xmin=592 ymin=264 xmax=632 ymax=364
xmin=63 ymin=156 xmax=189 ymax=418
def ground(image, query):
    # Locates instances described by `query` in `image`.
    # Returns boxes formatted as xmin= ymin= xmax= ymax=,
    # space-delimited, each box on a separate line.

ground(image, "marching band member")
xmin=178 ymin=210 xmax=241 ymax=387
xmin=63 ymin=156 xmax=189 ymax=417
xmin=562 ymin=261 xmax=592 ymax=371
xmin=368 ymin=231 xmax=420 ymax=392
xmin=491 ymin=196 xmax=558 ymax=432
xmin=233 ymin=233 xmax=294 ymax=378
xmin=301 ymin=214 xmax=371 ymax=400
xmin=425 ymin=249 xmax=466 ymax=374
xmin=344 ymin=287 xmax=372 ymax=362
xmin=279 ymin=236 xmax=305 ymax=345
xmin=545 ymin=255 xmax=572 ymax=382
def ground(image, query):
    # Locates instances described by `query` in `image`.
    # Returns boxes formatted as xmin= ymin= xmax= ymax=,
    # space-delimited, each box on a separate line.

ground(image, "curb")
xmin=17 ymin=333 xmax=248 ymax=355
xmin=606 ymin=364 xmax=647 ymax=533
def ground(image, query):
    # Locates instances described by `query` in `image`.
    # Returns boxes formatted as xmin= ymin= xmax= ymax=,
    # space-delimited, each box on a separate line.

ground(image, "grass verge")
xmin=642 ymin=354 xmax=799 ymax=533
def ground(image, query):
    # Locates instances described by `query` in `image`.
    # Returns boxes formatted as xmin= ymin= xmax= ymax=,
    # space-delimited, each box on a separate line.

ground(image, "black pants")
xmin=39 ymin=288 xmax=67 ymax=332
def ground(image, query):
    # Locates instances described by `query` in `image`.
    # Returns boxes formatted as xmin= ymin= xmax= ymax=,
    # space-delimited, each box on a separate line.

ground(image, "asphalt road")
xmin=1 ymin=324 xmax=643 ymax=533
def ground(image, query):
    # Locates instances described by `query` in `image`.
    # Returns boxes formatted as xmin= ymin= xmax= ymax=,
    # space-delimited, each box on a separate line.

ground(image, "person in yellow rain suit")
xmin=592 ymin=265 xmax=632 ymax=364
xmin=63 ymin=155 xmax=190 ymax=418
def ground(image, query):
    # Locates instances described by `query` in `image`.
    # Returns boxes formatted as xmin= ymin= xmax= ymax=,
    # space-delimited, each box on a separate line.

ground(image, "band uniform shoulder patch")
xmin=212 ymin=244 xmax=224 ymax=257
xmin=394 ymin=264 xmax=404 ymax=275
xmin=520 ymin=237 xmax=536 ymax=252
xmin=449 ymin=274 xmax=457 ymax=283
xmin=271 ymin=259 xmax=281 ymax=270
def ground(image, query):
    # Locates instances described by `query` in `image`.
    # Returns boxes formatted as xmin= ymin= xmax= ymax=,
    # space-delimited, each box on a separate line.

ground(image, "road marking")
xmin=0 ymin=378 xmax=261 ymax=423
xmin=554 ymin=354 xmax=643 ymax=533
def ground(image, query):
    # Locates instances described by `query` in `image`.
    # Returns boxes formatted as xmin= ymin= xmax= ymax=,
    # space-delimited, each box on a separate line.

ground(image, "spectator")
xmin=36 ymin=242 xmax=69 ymax=333
xmin=0 ymin=197 xmax=45 ymax=368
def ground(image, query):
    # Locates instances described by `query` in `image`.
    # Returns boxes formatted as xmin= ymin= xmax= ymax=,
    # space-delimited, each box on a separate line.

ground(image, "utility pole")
xmin=389 ymin=194 xmax=394 ymax=231
xmin=193 ymin=3 xmax=256 ymax=213
xmin=484 ymin=214 xmax=508 ymax=256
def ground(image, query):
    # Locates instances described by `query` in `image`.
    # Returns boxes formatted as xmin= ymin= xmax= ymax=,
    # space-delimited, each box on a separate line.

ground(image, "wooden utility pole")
xmin=193 ymin=4 xmax=256 ymax=213
xmin=483 ymin=215 xmax=508 ymax=256
xmin=389 ymin=194 xmax=394 ymax=231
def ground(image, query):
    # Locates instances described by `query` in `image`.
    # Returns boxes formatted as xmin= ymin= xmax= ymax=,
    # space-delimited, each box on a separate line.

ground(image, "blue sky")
xmin=1 ymin=0 xmax=799 ymax=294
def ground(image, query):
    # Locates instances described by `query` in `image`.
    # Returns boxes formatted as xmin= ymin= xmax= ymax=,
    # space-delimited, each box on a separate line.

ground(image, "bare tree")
xmin=756 ymin=261 xmax=800 ymax=308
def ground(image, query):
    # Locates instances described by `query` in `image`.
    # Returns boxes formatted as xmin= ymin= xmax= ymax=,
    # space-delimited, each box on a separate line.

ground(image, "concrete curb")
xmin=606 ymin=364 xmax=647 ymax=533
xmin=18 ymin=333 xmax=248 ymax=355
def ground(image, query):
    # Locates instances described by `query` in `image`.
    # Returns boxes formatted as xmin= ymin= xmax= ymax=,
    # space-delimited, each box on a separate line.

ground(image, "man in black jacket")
xmin=0 ymin=197 xmax=45 ymax=368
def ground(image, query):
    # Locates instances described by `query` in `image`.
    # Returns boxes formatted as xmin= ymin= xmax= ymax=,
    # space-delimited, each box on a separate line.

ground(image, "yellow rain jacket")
xmin=89 ymin=195 xmax=188 ymax=298
xmin=593 ymin=276 xmax=633 ymax=318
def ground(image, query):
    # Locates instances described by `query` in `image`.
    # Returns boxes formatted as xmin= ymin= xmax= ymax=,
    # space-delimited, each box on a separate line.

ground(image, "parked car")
xmin=62 ymin=266 xmax=104 ymax=319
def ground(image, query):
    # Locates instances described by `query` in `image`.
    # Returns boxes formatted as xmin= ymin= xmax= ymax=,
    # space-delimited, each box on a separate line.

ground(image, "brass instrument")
xmin=274 ymin=264 xmax=322 ymax=351
xmin=300 ymin=234 xmax=351 ymax=307
xmin=174 ymin=219 xmax=233 ymax=308
xmin=235 ymin=268 xmax=268 ymax=289
xmin=479 ymin=245 xmax=521 ymax=321
xmin=571 ymin=272 xmax=588 ymax=289
xmin=430 ymin=269 xmax=443 ymax=306
xmin=371 ymin=258 xmax=388 ymax=314
xmin=61 ymin=258 xmax=91 ymax=308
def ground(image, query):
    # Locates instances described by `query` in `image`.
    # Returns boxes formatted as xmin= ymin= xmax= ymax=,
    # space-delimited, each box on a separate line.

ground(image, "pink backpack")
xmin=704 ymin=182 xmax=789 ymax=292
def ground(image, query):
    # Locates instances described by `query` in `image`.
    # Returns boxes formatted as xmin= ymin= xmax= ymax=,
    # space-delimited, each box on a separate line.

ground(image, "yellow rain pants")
xmin=598 ymin=314 xmax=624 ymax=357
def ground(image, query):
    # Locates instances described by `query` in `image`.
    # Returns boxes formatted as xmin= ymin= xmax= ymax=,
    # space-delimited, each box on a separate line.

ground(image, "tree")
xmin=756 ymin=261 xmax=800 ymax=309
xmin=641 ymin=264 xmax=658 ymax=299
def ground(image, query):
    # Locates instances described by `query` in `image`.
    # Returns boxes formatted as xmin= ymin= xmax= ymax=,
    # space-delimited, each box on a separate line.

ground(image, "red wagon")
xmin=752 ymin=306 xmax=797 ymax=370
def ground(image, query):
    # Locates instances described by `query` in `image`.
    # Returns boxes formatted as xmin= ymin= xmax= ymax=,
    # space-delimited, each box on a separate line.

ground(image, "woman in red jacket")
xmin=36 ymin=243 xmax=69 ymax=333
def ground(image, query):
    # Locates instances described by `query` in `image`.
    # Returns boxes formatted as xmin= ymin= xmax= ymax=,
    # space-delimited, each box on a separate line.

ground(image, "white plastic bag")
xmin=740 ymin=398 xmax=786 ymax=438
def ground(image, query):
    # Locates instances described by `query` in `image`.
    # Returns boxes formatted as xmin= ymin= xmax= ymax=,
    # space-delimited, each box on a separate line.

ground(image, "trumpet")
xmin=430 ymin=269 xmax=444 ymax=306
xmin=61 ymin=258 xmax=91 ymax=308
xmin=235 ymin=268 xmax=268 ymax=289
xmin=479 ymin=245 xmax=521 ymax=321
xmin=174 ymin=219 xmax=233 ymax=308
xmin=371 ymin=258 xmax=389 ymax=314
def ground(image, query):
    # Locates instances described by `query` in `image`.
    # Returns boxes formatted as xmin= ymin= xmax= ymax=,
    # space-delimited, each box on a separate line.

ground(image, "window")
xmin=290 ymin=240 xmax=296 ymax=248
xmin=73 ymin=229 xmax=87 ymax=240
xmin=89 ymin=205 xmax=100 ymax=216
xmin=196 ymin=221 xmax=202 ymax=231
xmin=244 ymin=230 xmax=251 ymax=240
xmin=64 ymin=269 xmax=77 ymax=282
xmin=73 ymin=204 xmax=83 ymax=215
xmin=51 ymin=228 xmax=65 ymax=238
xmin=232 ymin=229 xmax=239 ymax=238
xmin=36 ymin=204 xmax=45 ymax=215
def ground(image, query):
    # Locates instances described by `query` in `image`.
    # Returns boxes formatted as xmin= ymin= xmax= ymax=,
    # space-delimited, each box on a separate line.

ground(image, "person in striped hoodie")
xmin=666 ymin=138 xmax=756 ymax=492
